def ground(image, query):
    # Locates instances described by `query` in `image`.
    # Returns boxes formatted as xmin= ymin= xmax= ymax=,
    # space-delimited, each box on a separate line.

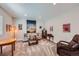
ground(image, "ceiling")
xmin=0 ymin=3 xmax=79 ymax=20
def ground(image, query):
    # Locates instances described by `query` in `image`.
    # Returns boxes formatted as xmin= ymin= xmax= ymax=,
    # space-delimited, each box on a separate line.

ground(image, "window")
xmin=0 ymin=16 xmax=3 ymax=35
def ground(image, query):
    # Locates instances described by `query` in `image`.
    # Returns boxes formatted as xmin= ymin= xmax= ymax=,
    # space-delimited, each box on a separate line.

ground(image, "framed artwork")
xmin=63 ymin=24 xmax=70 ymax=32
xmin=9 ymin=25 xmax=12 ymax=31
xmin=50 ymin=26 xmax=53 ymax=31
xmin=6 ymin=24 xmax=12 ymax=32
xmin=6 ymin=24 xmax=8 ymax=32
xmin=18 ymin=24 xmax=22 ymax=30
xmin=27 ymin=20 xmax=36 ymax=33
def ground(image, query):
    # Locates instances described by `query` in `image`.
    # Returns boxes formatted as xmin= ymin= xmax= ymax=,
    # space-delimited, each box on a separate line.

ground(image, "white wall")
xmin=0 ymin=16 xmax=3 ymax=35
xmin=14 ymin=18 xmax=26 ymax=40
xmin=15 ymin=8 xmax=79 ymax=43
xmin=45 ymin=9 xmax=79 ymax=43
xmin=0 ymin=7 xmax=13 ymax=39
xmin=14 ymin=4 xmax=79 ymax=42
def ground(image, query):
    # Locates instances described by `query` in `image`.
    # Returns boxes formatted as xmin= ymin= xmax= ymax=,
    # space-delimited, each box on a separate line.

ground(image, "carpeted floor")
xmin=0 ymin=39 xmax=58 ymax=56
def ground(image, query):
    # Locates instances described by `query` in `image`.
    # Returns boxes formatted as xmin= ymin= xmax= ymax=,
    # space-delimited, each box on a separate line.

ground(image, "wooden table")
xmin=0 ymin=38 xmax=16 ymax=56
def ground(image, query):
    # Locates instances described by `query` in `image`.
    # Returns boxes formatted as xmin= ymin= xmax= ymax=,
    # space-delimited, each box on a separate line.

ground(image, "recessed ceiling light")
xmin=38 ymin=16 xmax=42 ymax=19
xmin=24 ymin=14 xmax=27 ymax=16
xmin=53 ymin=3 xmax=56 ymax=5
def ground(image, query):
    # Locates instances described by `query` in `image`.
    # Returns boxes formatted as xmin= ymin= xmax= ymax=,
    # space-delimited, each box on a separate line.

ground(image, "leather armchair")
xmin=28 ymin=35 xmax=38 ymax=46
xmin=57 ymin=34 xmax=79 ymax=56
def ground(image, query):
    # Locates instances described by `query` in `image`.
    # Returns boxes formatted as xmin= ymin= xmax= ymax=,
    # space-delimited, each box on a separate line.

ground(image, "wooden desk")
xmin=0 ymin=39 xmax=16 ymax=56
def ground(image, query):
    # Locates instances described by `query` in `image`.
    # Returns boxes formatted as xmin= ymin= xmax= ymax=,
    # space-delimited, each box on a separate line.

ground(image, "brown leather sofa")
xmin=57 ymin=34 xmax=79 ymax=56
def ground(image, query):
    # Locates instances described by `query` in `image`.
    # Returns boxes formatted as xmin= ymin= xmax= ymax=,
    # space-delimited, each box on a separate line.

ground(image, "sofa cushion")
xmin=69 ymin=41 xmax=77 ymax=46
xmin=72 ymin=43 xmax=79 ymax=49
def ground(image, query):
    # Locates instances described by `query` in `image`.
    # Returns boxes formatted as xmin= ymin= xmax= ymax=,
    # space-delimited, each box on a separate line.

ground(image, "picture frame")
xmin=63 ymin=24 xmax=70 ymax=32
xmin=27 ymin=20 xmax=36 ymax=33
xmin=50 ymin=26 xmax=53 ymax=31
xmin=6 ymin=24 xmax=12 ymax=32
xmin=6 ymin=24 xmax=8 ymax=32
xmin=18 ymin=24 xmax=22 ymax=30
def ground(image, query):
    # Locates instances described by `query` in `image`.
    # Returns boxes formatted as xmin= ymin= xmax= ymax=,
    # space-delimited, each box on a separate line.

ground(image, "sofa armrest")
xmin=57 ymin=41 xmax=70 ymax=48
xmin=58 ymin=41 xmax=69 ymax=45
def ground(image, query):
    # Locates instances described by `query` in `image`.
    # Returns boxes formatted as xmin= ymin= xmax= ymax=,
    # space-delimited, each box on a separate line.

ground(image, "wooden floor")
xmin=0 ymin=39 xmax=58 ymax=56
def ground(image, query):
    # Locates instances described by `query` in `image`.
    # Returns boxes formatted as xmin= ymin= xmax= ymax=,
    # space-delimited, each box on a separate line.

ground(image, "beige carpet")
xmin=0 ymin=39 xmax=58 ymax=56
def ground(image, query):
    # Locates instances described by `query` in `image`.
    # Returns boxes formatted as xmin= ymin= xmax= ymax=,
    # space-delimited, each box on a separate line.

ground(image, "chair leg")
xmin=13 ymin=43 xmax=15 ymax=50
xmin=28 ymin=42 xmax=31 ymax=46
xmin=0 ymin=46 xmax=2 ymax=54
